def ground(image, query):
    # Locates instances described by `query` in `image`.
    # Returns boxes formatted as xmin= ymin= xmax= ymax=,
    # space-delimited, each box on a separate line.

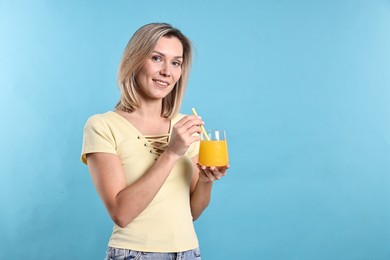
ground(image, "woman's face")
xmin=136 ymin=36 xmax=183 ymax=101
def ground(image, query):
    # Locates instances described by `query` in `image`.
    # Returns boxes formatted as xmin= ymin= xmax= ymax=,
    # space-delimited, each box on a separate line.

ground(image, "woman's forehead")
xmin=153 ymin=36 xmax=183 ymax=58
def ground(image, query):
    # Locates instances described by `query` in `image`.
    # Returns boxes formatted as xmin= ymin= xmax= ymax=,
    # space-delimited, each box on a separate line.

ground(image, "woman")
xmin=81 ymin=23 xmax=229 ymax=259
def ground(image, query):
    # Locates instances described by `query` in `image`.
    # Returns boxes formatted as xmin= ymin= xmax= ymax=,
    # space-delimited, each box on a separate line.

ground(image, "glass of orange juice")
xmin=198 ymin=130 xmax=229 ymax=166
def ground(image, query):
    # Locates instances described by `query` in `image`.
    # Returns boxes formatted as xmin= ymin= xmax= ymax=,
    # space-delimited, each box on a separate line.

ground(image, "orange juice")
xmin=199 ymin=140 xmax=229 ymax=166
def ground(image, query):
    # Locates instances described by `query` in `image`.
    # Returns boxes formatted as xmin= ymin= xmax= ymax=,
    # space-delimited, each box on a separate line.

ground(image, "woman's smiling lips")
xmin=153 ymin=79 xmax=170 ymax=87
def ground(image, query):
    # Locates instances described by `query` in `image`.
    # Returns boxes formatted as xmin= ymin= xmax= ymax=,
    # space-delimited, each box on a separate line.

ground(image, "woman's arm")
xmin=189 ymin=156 xmax=229 ymax=220
xmin=86 ymin=115 xmax=203 ymax=228
xmin=87 ymin=150 xmax=179 ymax=228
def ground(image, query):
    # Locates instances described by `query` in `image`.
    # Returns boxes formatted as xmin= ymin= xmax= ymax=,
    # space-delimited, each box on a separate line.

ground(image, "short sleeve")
xmin=81 ymin=114 xmax=117 ymax=164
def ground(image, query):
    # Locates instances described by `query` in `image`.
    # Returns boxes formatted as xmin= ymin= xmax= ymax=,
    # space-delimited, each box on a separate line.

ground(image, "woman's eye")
xmin=172 ymin=61 xmax=182 ymax=67
xmin=152 ymin=56 xmax=162 ymax=62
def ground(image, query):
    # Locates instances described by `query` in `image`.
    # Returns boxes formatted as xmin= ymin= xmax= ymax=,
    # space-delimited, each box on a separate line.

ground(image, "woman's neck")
xmin=134 ymin=103 xmax=163 ymax=119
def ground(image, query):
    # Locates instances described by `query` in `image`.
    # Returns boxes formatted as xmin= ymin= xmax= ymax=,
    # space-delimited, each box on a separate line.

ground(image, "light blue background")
xmin=1 ymin=0 xmax=389 ymax=259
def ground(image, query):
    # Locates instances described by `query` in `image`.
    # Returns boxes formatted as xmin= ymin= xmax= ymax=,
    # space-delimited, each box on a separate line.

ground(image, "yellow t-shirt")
xmin=81 ymin=111 xmax=199 ymax=252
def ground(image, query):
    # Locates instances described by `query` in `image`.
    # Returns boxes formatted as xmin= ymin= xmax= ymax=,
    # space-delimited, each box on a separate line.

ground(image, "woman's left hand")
xmin=196 ymin=163 xmax=230 ymax=182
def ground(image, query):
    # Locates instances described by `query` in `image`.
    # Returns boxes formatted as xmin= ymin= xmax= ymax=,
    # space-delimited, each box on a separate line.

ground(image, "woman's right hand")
xmin=166 ymin=115 xmax=203 ymax=158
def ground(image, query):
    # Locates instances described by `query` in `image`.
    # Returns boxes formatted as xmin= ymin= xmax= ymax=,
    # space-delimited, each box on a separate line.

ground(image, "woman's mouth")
xmin=153 ymin=79 xmax=169 ymax=87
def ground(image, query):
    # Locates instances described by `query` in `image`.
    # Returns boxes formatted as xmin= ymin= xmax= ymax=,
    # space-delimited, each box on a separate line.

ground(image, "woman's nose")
xmin=160 ymin=63 xmax=171 ymax=77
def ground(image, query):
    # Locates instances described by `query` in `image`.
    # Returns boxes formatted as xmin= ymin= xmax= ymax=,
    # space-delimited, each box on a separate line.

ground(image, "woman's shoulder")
xmin=84 ymin=111 xmax=118 ymax=127
xmin=85 ymin=110 xmax=112 ymax=120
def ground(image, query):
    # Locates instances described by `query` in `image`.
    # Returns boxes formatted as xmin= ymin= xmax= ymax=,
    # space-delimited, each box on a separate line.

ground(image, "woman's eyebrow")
xmin=152 ymin=50 xmax=183 ymax=59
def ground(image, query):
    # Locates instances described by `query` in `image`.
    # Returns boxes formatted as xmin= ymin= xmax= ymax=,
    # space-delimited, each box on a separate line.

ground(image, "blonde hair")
xmin=115 ymin=23 xmax=192 ymax=118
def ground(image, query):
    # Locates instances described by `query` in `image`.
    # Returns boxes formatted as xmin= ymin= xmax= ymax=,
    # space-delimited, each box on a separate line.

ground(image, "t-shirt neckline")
xmin=110 ymin=111 xmax=172 ymax=138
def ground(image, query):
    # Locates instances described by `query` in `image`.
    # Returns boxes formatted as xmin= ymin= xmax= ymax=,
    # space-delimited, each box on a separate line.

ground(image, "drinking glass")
xmin=198 ymin=130 xmax=229 ymax=166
